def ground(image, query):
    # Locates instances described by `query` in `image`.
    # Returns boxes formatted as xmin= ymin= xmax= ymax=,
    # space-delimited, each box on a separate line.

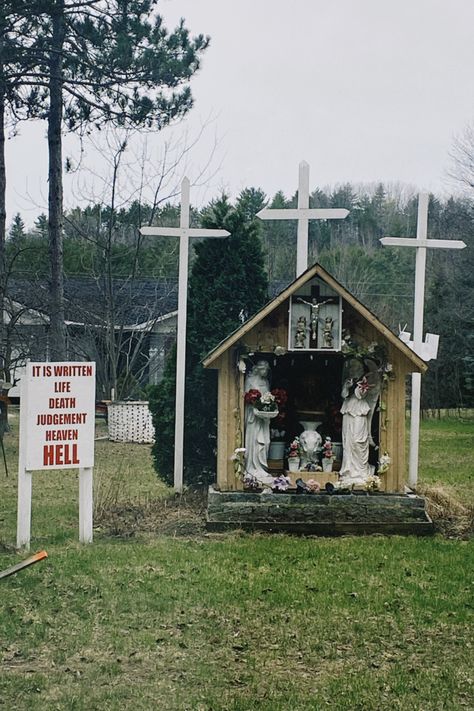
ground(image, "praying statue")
xmin=339 ymin=359 xmax=378 ymax=487
xmin=244 ymin=360 xmax=275 ymax=485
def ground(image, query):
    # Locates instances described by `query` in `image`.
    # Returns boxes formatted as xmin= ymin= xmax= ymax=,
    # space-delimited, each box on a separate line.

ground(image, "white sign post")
xmin=256 ymin=161 xmax=350 ymax=276
xmin=380 ymin=193 xmax=466 ymax=489
xmin=17 ymin=362 xmax=96 ymax=549
xmin=140 ymin=178 xmax=230 ymax=492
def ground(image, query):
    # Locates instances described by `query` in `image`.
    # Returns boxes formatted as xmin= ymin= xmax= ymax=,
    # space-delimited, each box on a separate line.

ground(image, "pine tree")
xmin=8 ymin=213 xmax=25 ymax=243
xmin=1 ymin=0 xmax=209 ymax=359
xmin=150 ymin=193 xmax=268 ymax=487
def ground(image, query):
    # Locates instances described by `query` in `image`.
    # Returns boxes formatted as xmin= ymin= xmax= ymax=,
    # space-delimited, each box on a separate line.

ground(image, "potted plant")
xmin=269 ymin=427 xmax=285 ymax=459
xmin=287 ymin=437 xmax=301 ymax=473
xmin=321 ymin=437 xmax=335 ymax=472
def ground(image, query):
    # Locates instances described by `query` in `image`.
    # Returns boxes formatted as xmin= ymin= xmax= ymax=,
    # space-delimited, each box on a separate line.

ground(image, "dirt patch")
xmin=418 ymin=484 xmax=474 ymax=539
xmin=95 ymin=489 xmax=208 ymax=538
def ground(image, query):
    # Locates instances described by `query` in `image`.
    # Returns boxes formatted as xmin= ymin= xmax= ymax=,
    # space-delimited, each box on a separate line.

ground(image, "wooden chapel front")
xmin=203 ymin=264 xmax=427 ymax=494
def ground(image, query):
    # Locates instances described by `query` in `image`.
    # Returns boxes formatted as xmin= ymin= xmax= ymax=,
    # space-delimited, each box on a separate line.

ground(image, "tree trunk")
xmin=0 ymin=85 xmax=8 ymax=434
xmin=0 ymin=88 xmax=6 ymax=383
xmin=47 ymin=2 xmax=66 ymax=360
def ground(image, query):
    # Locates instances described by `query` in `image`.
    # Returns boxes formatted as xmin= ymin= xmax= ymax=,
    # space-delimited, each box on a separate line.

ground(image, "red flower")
xmin=244 ymin=389 xmax=261 ymax=405
xmin=271 ymin=388 xmax=288 ymax=407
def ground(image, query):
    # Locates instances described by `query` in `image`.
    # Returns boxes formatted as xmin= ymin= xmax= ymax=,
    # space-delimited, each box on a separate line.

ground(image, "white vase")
xmin=322 ymin=457 xmax=334 ymax=473
xmin=288 ymin=458 xmax=300 ymax=473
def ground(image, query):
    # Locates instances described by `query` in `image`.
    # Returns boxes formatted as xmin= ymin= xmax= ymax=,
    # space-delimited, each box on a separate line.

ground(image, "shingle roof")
xmin=8 ymin=276 xmax=179 ymax=325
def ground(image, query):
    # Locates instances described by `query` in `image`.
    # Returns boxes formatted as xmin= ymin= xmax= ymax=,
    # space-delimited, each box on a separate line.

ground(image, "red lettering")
xmin=55 ymin=444 xmax=64 ymax=465
xmin=43 ymin=445 xmax=55 ymax=466
xmin=43 ymin=443 xmax=79 ymax=466
xmin=72 ymin=444 xmax=79 ymax=464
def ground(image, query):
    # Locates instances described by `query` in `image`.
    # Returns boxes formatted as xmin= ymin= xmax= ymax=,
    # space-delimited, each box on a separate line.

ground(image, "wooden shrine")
xmin=203 ymin=264 xmax=433 ymax=533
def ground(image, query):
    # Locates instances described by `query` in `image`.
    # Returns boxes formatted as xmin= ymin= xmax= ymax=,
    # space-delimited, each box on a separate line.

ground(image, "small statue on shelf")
xmin=294 ymin=316 xmax=307 ymax=348
xmin=322 ymin=316 xmax=334 ymax=348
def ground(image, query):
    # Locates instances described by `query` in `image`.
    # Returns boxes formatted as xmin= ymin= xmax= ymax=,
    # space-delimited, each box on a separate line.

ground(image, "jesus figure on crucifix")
xmin=297 ymin=296 xmax=332 ymax=341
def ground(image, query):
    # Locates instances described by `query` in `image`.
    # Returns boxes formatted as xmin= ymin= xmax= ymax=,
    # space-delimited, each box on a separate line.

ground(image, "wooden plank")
xmin=243 ymin=301 xmax=289 ymax=352
xmin=216 ymin=354 xmax=230 ymax=490
xmin=395 ymin=352 xmax=408 ymax=492
xmin=0 ymin=550 xmax=48 ymax=580
xmin=226 ymin=350 xmax=242 ymax=490
xmin=380 ymin=237 xmax=465 ymax=250
xmin=257 ymin=208 xmax=350 ymax=221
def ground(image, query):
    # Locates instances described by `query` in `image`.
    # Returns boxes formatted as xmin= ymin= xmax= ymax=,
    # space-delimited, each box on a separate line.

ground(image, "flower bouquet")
xmin=287 ymin=437 xmax=301 ymax=472
xmin=244 ymin=388 xmax=279 ymax=420
xmin=272 ymin=475 xmax=291 ymax=493
xmin=321 ymin=437 xmax=335 ymax=472
xmin=377 ymin=452 xmax=391 ymax=475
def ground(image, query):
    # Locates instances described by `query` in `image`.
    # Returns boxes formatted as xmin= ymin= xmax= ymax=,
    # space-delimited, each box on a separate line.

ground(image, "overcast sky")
xmin=6 ymin=0 xmax=474 ymax=226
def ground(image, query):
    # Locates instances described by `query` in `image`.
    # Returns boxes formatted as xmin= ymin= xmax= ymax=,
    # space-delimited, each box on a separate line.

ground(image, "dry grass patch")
xmin=418 ymin=484 xmax=474 ymax=539
xmin=95 ymin=489 xmax=207 ymax=538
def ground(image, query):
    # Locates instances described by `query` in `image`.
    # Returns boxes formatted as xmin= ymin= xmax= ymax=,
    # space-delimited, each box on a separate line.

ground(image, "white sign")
xmin=17 ymin=362 xmax=96 ymax=549
xmin=23 ymin=362 xmax=95 ymax=470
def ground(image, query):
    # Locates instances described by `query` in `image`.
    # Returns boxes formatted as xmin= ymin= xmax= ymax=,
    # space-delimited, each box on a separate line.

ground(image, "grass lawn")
xmin=0 ymin=409 xmax=473 ymax=710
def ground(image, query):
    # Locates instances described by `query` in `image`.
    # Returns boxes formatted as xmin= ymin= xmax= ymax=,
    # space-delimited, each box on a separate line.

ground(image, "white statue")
xmin=322 ymin=317 xmax=334 ymax=348
xmin=299 ymin=430 xmax=323 ymax=469
xmin=244 ymin=360 xmax=274 ymax=485
xmin=339 ymin=359 xmax=373 ymax=487
xmin=294 ymin=316 xmax=307 ymax=348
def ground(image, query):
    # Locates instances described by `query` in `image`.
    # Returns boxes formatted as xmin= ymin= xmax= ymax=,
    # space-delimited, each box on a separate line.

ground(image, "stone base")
xmin=206 ymin=487 xmax=434 ymax=536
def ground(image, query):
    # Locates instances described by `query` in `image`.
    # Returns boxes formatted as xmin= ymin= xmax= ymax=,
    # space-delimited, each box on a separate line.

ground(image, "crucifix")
xmin=380 ymin=193 xmax=466 ymax=489
xmin=140 ymin=178 xmax=230 ymax=492
xmin=256 ymin=160 xmax=350 ymax=276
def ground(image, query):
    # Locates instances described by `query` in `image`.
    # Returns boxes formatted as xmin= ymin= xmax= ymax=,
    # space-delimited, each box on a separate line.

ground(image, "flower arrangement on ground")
xmin=243 ymin=473 xmax=262 ymax=491
xmin=272 ymin=475 xmax=291 ymax=492
xmin=306 ymin=479 xmax=321 ymax=493
xmin=364 ymin=474 xmax=382 ymax=491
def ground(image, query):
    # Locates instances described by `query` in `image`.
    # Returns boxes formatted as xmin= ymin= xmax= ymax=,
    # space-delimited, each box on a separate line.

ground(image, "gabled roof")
xmin=203 ymin=263 xmax=427 ymax=372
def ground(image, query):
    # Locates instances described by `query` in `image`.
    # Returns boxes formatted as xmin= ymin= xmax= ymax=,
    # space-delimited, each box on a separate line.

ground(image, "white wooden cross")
xmin=380 ymin=193 xmax=466 ymax=489
xmin=140 ymin=178 xmax=230 ymax=492
xmin=256 ymin=161 xmax=350 ymax=276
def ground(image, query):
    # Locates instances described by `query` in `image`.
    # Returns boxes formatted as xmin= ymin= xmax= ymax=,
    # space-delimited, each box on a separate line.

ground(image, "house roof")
xmin=8 ymin=276 xmax=179 ymax=327
xmin=203 ymin=263 xmax=428 ymax=372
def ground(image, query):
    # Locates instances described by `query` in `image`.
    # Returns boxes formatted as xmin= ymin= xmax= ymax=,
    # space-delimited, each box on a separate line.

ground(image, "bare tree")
xmin=62 ymin=125 xmax=218 ymax=399
xmin=449 ymin=122 xmax=474 ymax=192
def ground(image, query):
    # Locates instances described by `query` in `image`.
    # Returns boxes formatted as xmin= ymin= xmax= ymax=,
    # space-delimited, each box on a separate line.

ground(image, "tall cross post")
xmin=380 ymin=193 xmax=466 ymax=489
xmin=140 ymin=178 xmax=230 ymax=492
xmin=256 ymin=161 xmax=350 ymax=276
